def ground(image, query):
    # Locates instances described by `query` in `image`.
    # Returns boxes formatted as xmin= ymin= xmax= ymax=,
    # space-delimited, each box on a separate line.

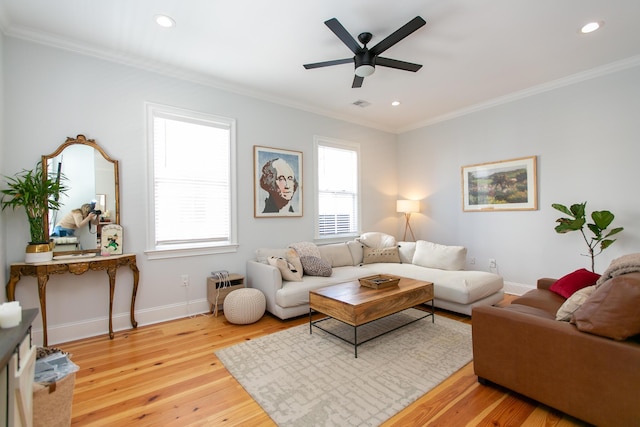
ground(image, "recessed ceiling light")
xmin=391 ymin=101 xmax=401 ymax=107
xmin=155 ymin=14 xmax=176 ymax=28
xmin=580 ymin=21 xmax=603 ymax=34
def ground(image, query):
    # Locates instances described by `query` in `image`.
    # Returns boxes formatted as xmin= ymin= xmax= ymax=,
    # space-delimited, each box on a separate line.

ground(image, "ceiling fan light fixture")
xmin=355 ymin=65 xmax=375 ymax=77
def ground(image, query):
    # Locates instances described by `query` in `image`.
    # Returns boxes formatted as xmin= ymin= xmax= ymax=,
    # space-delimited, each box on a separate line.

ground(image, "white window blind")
xmin=316 ymin=140 xmax=359 ymax=237
xmin=148 ymin=104 xmax=235 ymax=253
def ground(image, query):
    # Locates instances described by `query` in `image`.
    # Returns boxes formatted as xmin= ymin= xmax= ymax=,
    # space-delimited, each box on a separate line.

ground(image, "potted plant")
xmin=1 ymin=162 xmax=68 ymax=262
xmin=552 ymin=202 xmax=624 ymax=272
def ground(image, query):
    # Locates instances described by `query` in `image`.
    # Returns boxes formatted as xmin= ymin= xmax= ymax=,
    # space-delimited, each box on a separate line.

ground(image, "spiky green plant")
xmin=552 ymin=202 xmax=624 ymax=272
xmin=1 ymin=162 xmax=68 ymax=244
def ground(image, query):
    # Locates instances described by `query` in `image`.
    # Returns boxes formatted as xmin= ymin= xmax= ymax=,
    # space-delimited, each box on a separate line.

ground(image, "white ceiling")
xmin=1 ymin=0 xmax=639 ymax=133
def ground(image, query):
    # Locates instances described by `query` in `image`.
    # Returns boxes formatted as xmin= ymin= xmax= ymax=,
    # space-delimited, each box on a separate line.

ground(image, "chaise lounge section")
xmin=246 ymin=233 xmax=504 ymax=319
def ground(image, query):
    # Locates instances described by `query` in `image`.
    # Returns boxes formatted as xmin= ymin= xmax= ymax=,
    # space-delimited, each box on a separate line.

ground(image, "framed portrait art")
xmin=462 ymin=156 xmax=537 ymax=212
xmin=254 ymin=146 xmax=302 ymax=217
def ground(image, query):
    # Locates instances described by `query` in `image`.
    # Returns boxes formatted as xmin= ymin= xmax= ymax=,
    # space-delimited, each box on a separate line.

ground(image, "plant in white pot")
xmin=1 ymin=162 xmax=68 ymax=262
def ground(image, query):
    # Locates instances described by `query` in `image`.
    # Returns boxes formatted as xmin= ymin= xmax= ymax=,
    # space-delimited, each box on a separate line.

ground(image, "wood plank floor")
xmin=57 ymin=296 xmax=591 ymax=426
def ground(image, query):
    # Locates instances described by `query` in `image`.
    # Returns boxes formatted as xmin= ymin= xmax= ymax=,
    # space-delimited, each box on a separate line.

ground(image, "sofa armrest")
xmin=246 ymin=260 xmax=282 ymax=313
xmin=536 ymin=277 xmax=556 ymax=290
xmin=472 ymin=304 xmax=640 ymax=426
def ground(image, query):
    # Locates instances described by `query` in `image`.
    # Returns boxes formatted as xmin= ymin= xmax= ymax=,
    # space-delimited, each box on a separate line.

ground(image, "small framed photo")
xmin=254 ymin=146 xmax=302 ymax=217
xmin=462 ymin=156 xmax=537 ymax=212
xmin=101 ymin=224 xmax=123 ymax=255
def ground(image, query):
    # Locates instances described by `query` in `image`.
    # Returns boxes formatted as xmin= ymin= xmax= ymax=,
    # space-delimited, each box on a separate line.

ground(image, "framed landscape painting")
xmin=462 ymin=156 xmax=537 ymax=212
xmin=254 ymin=146 xmax=302 ymax=217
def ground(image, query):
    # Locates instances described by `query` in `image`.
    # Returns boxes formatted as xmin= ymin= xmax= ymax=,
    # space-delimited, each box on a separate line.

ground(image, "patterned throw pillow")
xmin=289 ymin=241 xmax=321 ymax=258
xmin=299 ymin=256 xmax=332 ymax=277
xmin=362 ymin=246 xmax=401 ymax=264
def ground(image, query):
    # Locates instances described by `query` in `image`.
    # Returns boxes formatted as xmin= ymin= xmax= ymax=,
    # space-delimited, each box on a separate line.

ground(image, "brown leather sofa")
xmin=472 ymin=273 xmax=640 ymax=427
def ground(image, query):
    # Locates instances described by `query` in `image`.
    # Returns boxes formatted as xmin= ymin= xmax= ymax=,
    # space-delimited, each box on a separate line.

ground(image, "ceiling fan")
xmin=303 ymin=16 xmax=426 ymax=88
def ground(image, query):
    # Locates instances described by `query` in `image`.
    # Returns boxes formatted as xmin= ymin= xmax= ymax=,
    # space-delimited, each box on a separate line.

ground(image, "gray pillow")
xmin=300 ymin=256 xmax=332 ymax=277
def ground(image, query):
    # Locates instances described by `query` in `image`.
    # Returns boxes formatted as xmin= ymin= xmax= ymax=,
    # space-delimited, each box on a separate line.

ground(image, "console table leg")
xmin=37 ymin=274 xmax=49 ymax=346
xmin=128 ymin=261 xmax=139 ymax=328
xmin=107 ymin=267 xmax=116 ymax=339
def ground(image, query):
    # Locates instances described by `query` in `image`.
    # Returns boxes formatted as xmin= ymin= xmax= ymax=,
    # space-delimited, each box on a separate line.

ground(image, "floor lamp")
xmin=397 ymin=199 xmax=420 ymax=241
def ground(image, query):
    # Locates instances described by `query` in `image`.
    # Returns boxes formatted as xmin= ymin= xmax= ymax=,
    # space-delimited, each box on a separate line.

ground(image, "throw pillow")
xmin=318 ymin=243 xmax=354 ymax=267
xmin=398 ymin=242 xmax=416 ymax=264
xmin=357 ymin=232 xmax=397 ymax=249
xmin=299 ymin=256 xmax=332 ymax=277
xmin=267 ymin=256 xmax=303 ymax=282
xmin=549 ymin=268 xmax=601 ymax=299
xmin=572 ymin=273 xmax=640 ymax=340
xmin=362 ymin=246 xmax=401 ymax=264
xmin=289 ymin=241 xmax=321 ymax=258
xmin=412 ymin=240 xmax=466 ymax=271
xmin=555 ymin=285 xmax=596 ymax=321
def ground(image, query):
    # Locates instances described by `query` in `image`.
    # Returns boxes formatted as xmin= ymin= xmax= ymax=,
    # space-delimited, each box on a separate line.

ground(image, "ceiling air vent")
xmin=352 ymin=99 xmax=371 ymax=108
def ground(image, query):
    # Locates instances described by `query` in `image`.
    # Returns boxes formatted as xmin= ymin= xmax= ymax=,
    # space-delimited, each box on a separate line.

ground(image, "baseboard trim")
xmin=504 ymin=281 xmax=534 ymax=296
xmin=34 ymin=298 xmax=211 ymax=346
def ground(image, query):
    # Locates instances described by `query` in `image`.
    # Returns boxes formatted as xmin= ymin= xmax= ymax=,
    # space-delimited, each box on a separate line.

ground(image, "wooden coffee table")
xmin=309 ymin=276 xmax=434 ymax=357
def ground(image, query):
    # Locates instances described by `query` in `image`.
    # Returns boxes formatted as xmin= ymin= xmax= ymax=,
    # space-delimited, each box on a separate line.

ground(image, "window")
xmin=146 ymin=103 xmax=237 ymax=258
xmin=315 ymin=136 xmax=360 ymax=239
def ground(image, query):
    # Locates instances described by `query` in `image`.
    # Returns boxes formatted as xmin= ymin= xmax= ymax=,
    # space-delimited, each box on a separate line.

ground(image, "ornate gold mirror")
xmin=42 ymin=135 xmax=120 ymax=253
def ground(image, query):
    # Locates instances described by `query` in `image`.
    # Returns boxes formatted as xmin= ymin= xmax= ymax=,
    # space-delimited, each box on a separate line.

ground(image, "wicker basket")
xmin=358 ymin=274 xmax=400 ymax=289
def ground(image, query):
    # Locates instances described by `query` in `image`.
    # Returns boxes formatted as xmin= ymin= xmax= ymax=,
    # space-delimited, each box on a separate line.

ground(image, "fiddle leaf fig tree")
xmin=1 ymin=162 xmax=68 ymax=244
xmin=552 ymin=202 xmax=624 ymax=272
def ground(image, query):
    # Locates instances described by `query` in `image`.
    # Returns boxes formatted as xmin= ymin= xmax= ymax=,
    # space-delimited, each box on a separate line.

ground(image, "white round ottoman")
xmin=223 ymin=288 xmax=266 ymax=324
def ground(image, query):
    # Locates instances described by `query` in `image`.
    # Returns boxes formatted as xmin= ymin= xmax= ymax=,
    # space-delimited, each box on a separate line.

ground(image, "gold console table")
xmin=6 ymin=253 xmax=140 ymax=346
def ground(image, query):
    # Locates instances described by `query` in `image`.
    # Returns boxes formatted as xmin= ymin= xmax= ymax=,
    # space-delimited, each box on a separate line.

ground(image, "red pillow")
xmin=550 ymin=268 xmax=601 ymax=299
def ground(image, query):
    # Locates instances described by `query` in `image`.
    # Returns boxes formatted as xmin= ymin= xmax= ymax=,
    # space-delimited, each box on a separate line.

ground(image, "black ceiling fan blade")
xmin=352 ymin=75 xmax=364 ymax=88
xmin=303 ymin=58 xmax=353 ymax=70
xmin=376 ymin=57 xmax=422 ymax=72
xmin=325 ymin=18 xmax=361 ymax=54
xmin=370 ymin=16 xmax=426 ymax=56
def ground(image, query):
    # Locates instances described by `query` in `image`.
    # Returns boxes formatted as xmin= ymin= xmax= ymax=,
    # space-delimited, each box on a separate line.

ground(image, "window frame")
xmin=145 ymin=102 xmax=238 ymax=259
xmin=313 ymin=135 xmax=361 ymax=242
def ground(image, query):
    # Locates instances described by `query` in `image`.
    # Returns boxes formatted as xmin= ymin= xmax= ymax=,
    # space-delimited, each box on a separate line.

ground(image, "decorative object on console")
xmin=100 ymin=224 xmax=123 ymax=255
xmin=254 ymin=145 xmax=302 ymax=217
xmin=396 ymin=199 xmax=420 ymax=241
xmin=1 ymin=161 xmax=68 ymax=263
xmin=462 ymin=156 xmax=537 ymax=212
xmin=552 ymin=201 xmax=624 ymax=272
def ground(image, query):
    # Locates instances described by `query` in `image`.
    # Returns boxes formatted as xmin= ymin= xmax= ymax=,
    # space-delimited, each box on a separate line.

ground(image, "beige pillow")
xmin=555 ymin=285 xmax=596 ymax=321
xmin=358 ymin=232 xmax=397 ymax=249
xmin=572 ymin=274 xmax=640 ymax=340
xmin=412 ymin=240 xmax=466 ymax=271
xmin=268 ymin=256 xmax=303 ymax=282
xmin=362 ymin=246 xmax=401 ymax=264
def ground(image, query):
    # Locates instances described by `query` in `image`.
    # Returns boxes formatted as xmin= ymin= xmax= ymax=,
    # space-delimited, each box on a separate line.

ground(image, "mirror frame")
xmin=42 ymin=134 xmax=120 ymax=250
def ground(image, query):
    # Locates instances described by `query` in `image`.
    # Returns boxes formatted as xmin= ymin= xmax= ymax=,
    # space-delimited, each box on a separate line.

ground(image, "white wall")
xmin=0 ymin=30 xmax=5 ymax=301
xmin=397 ymin=64 xmax=640 ymax=292
xmin=1 ymin=37 xmax=397 ymax=344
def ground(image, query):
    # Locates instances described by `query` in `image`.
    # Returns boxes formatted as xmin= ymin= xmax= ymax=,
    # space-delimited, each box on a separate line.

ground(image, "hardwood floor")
xmin=58 ymin=296 xmax=590 ymax=426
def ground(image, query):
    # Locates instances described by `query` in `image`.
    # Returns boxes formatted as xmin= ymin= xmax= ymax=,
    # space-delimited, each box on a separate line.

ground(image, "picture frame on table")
xmin=461 ymin=156 xmax=537 ymax=212
xmin=101 ymin=224 xmax=123 ymax=255
xmin=254 ymin=146 xmax=302 ymax=217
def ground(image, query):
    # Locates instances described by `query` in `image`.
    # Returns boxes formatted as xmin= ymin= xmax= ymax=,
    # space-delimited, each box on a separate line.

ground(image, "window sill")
xmin=145 ymin=243 xmax=239 ymax=260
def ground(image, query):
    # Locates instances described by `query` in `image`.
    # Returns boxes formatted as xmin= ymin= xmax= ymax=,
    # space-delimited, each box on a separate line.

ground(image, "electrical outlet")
xmin=469 ymin=257 xmax=476 ymax=265
xmin=181 ymin=274 xmax=189 ymax=287
xmin=489 ymin=259 xmax=497 ymax=268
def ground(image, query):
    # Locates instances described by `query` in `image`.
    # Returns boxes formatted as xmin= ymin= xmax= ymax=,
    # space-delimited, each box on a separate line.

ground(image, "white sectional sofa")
xmin=246 ymin=233 xmax=504 ymax=320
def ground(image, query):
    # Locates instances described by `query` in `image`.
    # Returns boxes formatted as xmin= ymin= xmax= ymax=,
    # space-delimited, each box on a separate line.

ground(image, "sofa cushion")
xmin=267 ymin=256 xmax=303 ymax=282
xmin=412 ymin=240 xmax=466 ymax=271
xmin=300 ymin=256 xmax=332 ymax=277
xmin=347 ymin=241 xmax=364 ymax=265
xmin=318 ymin=243 xmax=354 ymax=267
xmin=511 ymin=289 xmax=565 ymax=314
xmin=549 ymin=268 xmax=600 ymax=298
xmin=398 ymin=241 xmax=416 ymax=264
xmin=572 ymin=273 xmax=640 ymax=340
xmin=555 ymin=285 xmax=596 ymax=321
xmin=358 ymin=232 xmax=396 ymax=248
xmin=362 ymin=246 xmax=401 ymax=264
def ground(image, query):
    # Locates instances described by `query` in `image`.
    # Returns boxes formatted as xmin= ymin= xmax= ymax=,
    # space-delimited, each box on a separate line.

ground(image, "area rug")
xmin=215 ymin=309 xmax=472 ymax=426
